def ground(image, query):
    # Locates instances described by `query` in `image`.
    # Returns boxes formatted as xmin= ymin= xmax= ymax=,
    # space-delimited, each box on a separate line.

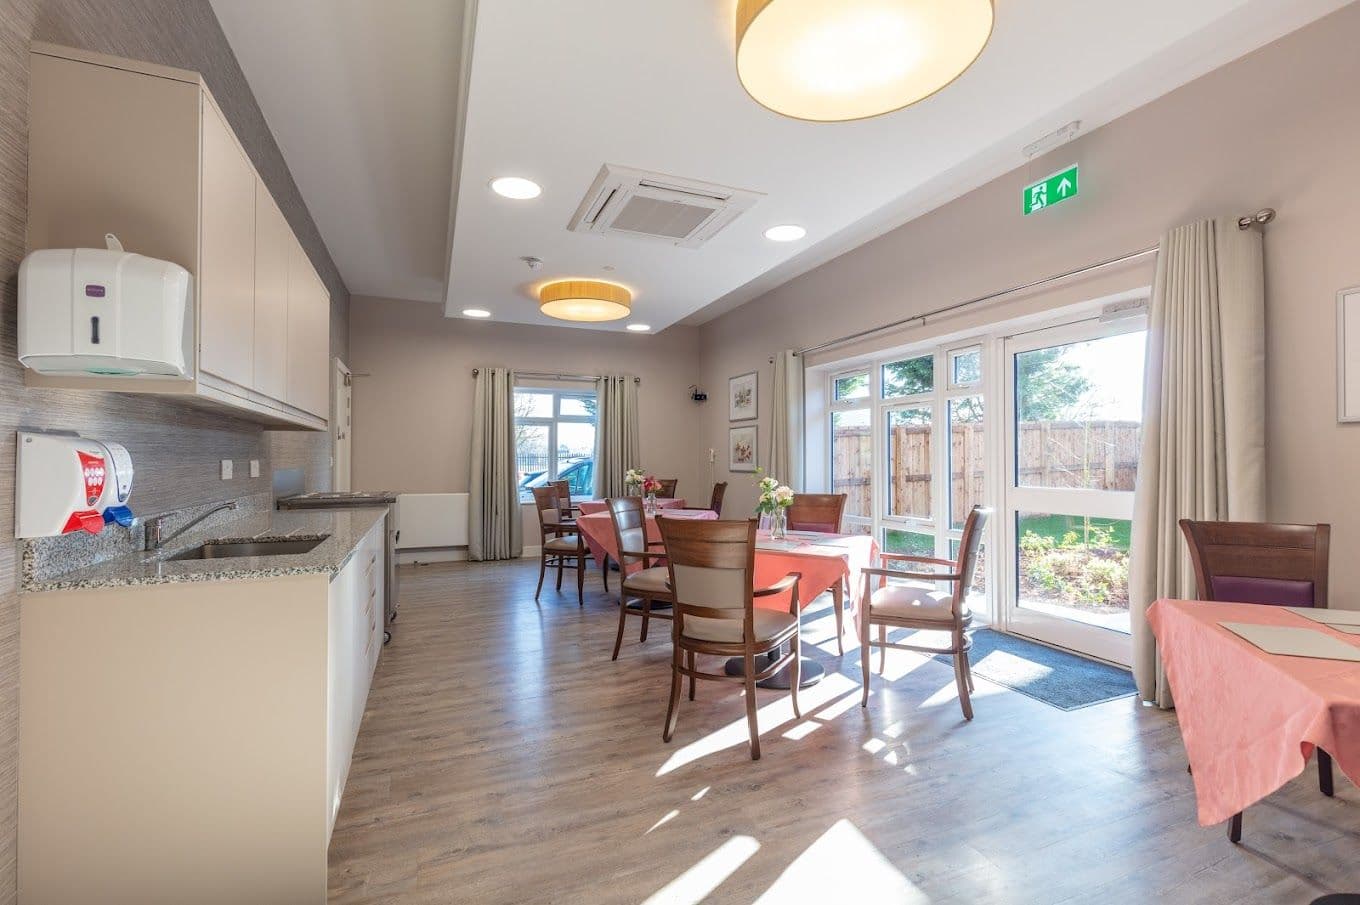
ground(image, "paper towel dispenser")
xmin=18 ymin=234 xmax=192 ymax=378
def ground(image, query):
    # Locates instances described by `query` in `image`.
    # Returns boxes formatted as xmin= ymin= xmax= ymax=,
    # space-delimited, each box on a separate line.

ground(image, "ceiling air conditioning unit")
xmin=567 ymin=164 xmax=763 ymax=249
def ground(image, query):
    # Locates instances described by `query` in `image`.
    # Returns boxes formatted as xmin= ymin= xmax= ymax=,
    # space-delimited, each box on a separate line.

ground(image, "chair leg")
xmin=1319 ymin=749 xmax=1335 ymax=797
xmin=962 ymin=650 xmax=975 ymax=693
xmin=687 ymin=650 xmax=696 ymax=701
xmin=611 ymin=597 xmax=629 ymax=661
xmin=601 ymin=555 xmax=610 ymax=593
xmin=790 ymin=634 xmax=802 ymax=720
xmin=576 ymin=554 xmax=585 ymax=607
xmin=1228 ymin=812 xmax=1242 ymax=843
xmin=640 ymin=598 xmax=651 ymax=642
xmin=832 ymin=583 xmax=844 ymax=656
xmin=663 ymin=640 xmax=683 ymax=743
xmin=954 ymin=651 xmax=974 ymax=721
xmin=743 ymin=656 xmax=761 ymax=761
xmin=878 ymin=624 xmax=887 ymax=675
xmin=860 ymin=616 xmax=872 ymax=708
xmin=535 ymin=554 xmax=547 ymax=600
xmin=555 ymin=555 xmax=564 ymax=591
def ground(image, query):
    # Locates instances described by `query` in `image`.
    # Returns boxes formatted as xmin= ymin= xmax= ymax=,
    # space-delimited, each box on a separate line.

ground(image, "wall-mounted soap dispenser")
xmin=16 ymin=431 xmax=135 ymax=538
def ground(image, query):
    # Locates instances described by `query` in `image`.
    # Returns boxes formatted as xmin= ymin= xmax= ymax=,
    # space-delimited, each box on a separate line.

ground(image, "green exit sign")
xmin=1023 ymin=164 xmax=1079 ymax=215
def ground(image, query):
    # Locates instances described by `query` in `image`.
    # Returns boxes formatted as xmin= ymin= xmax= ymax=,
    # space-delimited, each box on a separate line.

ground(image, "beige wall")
xmin=348 ymin=296 xmax=711 ymax=540
xmin=0 ymin=4 xmax=351 ymax=897
xmin=698 ymin=3 xmax=1360 ymax=605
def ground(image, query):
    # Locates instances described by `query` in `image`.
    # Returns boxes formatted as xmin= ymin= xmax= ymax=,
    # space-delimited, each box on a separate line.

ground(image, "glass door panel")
xmin=1002 ymin=318 xmax=1146 ymax=666
xmin=831 ymin=408 xmax=872 ymax=527
xmin=886 ymin=406 xmax=932 ymax=520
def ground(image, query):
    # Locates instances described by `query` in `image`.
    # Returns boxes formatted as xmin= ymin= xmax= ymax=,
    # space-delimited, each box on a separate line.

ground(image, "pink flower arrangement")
xmin=641 ymin=476 xmax=664 ymax=496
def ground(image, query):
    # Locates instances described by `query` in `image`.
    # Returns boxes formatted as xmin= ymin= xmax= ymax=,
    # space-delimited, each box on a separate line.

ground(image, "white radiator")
xmin=396 ymin=493 xmax=469 ymax=549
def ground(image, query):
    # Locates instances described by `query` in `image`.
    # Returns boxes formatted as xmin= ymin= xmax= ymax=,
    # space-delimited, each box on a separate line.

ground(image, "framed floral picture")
xmin=729 ymin=425 xmax=757 ymax=472
xmin=729 ymin=371 xmax=758 ymax=421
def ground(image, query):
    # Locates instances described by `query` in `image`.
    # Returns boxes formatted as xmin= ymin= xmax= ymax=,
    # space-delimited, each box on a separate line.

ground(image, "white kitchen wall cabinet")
xmin=25 ymin=43 xmax=330 ymax=431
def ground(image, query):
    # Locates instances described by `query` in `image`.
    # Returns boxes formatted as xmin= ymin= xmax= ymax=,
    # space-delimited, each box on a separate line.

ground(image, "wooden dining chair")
xmin=786 ymin=492 xmax=850 ymax=654
xmin=550 ymin=479 xmax=580 ymax=519
xmin=606 ymin=496 xmax=673 ymax=660
xmin=858 ymin=505 xmax=990 ymax=719
xmin=708 ymin=482 xmax=728 ymax=517
xmin=531 ymin=486 xmax=587 ymax=607
xmin=656 ymin=478 xmax=679 ymax=499
xmin=656 ymin=516 xmax=802 ymax=761
xmin=1178 ymin=518 xmax=1334 ymax=843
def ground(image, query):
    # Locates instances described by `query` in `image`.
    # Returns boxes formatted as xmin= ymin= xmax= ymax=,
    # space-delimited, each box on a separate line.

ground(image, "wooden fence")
xmin=832 ymin=420 xmax=1141 ymax=524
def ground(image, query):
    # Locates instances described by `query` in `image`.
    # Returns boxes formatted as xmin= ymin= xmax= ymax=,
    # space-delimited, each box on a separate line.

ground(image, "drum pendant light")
xmin=735 ymin=0 xmax=994 ymax=123
xmin=538 ymin=280 xmax=633 ymax=323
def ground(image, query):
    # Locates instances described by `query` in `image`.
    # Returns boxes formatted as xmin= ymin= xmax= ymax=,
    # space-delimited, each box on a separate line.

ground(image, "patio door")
xmin=1000 ymin=317 xmax=1146 ymax=666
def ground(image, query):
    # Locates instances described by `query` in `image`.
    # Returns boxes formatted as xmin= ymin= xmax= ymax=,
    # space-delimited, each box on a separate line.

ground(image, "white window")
xmin=514 ymin=388 xmax=597 ymax=502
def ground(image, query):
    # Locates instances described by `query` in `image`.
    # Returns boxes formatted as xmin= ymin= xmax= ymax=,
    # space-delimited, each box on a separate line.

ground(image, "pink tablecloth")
xmin=575 ymin=509 xmax=715 ymax=569
xmin=1146 ymin=598 xmax=1360 ymax=826
xmin=752 ymin=531 xmax=878 ymax=613
xmin=576 ymin=498 xmax=686 ymax=516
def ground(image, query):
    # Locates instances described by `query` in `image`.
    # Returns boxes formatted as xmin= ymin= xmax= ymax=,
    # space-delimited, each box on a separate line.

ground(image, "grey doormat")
xmin=928 ymin=628 xmax=1137 ymax=711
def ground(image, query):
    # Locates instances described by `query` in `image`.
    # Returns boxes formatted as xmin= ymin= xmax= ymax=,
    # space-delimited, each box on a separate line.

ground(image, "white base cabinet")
xmin=18 ymin=518 xmax=385 ymax=905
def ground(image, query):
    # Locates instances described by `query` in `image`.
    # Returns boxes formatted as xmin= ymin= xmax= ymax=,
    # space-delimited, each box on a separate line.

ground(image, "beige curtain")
xmin=468 ymin=366 xmax=523 ymax=561
xmin=1129 ymin=217 xmax=1265 ymax=707
xmin=594 ymin=375 xmax=640 ymax=498
xmin=766 ymin=350 xmax=805 ymax=489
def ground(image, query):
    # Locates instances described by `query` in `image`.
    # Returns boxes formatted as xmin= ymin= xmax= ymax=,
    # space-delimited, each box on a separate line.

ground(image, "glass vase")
xmin=645 ymin=493 xmax=658 ymax=515
xmin=770 ymin=508 xmax=787 ymax=540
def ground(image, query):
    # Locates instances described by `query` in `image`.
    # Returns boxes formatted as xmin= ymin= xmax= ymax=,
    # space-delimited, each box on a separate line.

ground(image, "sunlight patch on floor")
xmin=781 ymin=684 xmax=863 ymax=740
xmin=656 ymin=672 xmax=859 ymax=776
xmin=641 ymin=835 xmax=761 ymax=905
xmin=647 ymin=809 xmax=680 ymax=834
xmin=751 ymin=819 xmax=928 ymax=903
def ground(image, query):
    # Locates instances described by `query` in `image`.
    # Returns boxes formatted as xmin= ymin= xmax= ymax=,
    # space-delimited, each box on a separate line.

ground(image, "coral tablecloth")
xmin=575 ymin=498 xmax=686 ymax=516
xmin=575 ymin=509 xmax=715 ymax=569
xmin=1146 ymin=598 xmax=1360 ymax=826
xmin=751 ymin=531 xmax=878 ymax=613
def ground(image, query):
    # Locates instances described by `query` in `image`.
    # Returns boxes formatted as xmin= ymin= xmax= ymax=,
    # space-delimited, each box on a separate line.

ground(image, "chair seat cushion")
xmin=544 ymin=536 xmax=580 ymax=553
xmin=869 ymin=584 xmax=965 ymax=622
xmin=683 ymin=609 xmax=798 ymax=644
xmin=623 ymin=566 xmax=670 ymax=596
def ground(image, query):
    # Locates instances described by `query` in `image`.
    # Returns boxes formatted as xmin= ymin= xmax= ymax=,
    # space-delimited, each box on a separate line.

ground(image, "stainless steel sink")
xmin=168 ymin=537 xmax=327 ymax=560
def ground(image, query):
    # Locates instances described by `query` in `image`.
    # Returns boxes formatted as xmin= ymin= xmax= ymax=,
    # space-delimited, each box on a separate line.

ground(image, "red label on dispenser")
xmin=77 ymin=450 xmax=106 ymax=506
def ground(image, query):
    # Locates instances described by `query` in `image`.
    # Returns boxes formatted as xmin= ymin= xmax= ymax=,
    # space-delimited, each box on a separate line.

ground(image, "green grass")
xmin=1018 ymin=514 xmax=1131 ymax=551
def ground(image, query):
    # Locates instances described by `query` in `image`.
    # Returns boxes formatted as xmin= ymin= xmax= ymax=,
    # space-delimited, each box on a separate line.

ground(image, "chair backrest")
xmin=657 ymin=478 xmax=679 ymax=498
xmin=607 ymin=496 xmax=649 ymax=572
xmin=657 ymin=517 xmax=757 ymax=635
xmin=550 ymin=479 xmax=572 ymax=509
xmin=531 ymin=486 xmax=568 ymax=537
xmin=709 ymin=482 xmax=728 ymax=517
xmin=1178 ymin=519 xmax=1330 ymax=608
xmin=786 ymin=493 xmax=847 ymax=533
xmin=955 ymin=506 xmax=991 ymax=597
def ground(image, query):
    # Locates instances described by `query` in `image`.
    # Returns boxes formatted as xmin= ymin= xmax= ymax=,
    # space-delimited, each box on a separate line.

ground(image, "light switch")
xmin=220 ymin=459 xmax=233 ymax=480
xmin=249 ymin=459 xmax=260 ymax=478
xmin=708 ymin=448 xmax=716 ymax=464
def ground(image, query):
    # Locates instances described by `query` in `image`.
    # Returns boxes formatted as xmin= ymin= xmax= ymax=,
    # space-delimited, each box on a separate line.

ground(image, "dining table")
xmin=1146 ymin=597 xmax=1360 ymax=831
xmin=576 ymin=511 xmax=878 ymax=688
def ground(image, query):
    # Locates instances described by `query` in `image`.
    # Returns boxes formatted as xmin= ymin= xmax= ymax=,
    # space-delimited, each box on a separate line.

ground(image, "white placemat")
xmin=1287 ymin=607 xmax=1360 ymax=626
xmin=1219 ymin=622 xmax=1360 ymax=662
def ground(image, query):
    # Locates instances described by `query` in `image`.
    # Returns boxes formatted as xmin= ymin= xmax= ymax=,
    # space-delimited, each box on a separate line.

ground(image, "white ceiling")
xmin=209 ymin=0 xmax=464 ymax=302
xmin=212 ymin=0 xmax=1349 ymax=327
xmin=446 ymin=0 xmax=1348 ymax=331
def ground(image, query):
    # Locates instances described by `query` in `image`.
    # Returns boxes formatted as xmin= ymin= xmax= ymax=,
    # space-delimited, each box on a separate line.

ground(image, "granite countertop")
xmin=24 ymin=508 xmax=386 ymax=593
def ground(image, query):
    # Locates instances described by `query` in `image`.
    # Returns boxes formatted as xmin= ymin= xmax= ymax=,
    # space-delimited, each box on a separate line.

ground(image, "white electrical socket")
xmin=220 ymin=459 xmax=233 ymax=480
xmin=249 ymin=459 xmax=260 ymax=478
xmin=708 ymin=448 xmax=716 ymax=464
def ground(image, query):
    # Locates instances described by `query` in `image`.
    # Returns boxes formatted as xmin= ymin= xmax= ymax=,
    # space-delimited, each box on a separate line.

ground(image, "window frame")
xmin=514 ymin=386 xmax=597 ymax=502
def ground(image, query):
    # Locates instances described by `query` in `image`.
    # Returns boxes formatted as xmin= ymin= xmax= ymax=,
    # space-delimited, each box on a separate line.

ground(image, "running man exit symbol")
xmin=1023 ymin=165 xmax=1079 ymax=215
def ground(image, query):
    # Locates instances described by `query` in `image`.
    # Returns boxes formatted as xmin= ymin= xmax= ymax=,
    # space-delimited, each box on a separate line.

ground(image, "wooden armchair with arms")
xmin=531 ymin=486 xmax=588 ymax=607
xmin=606 ymin=496 xmax=673 ymax=660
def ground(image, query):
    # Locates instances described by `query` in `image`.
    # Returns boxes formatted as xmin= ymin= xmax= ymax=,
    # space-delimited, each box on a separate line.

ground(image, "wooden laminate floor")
xmin=328 ymin=560 xmax=1360 ymax=904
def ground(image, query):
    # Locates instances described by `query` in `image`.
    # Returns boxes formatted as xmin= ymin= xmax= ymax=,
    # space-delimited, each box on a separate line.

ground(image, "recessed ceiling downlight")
xmin=490 ymin=176 xmax=542 ymax=200
xmin=539 ymin=279 xmax=632 ymax=323
xmin=764 ymin=224 xmax=807 ymax=242
xmin=735 ymin=0 xmax=995 ymax=123
xmin=626 ymin=323 xmax=651 ymax=332
xmin=462 ymin=308 xmax=492 ymax=318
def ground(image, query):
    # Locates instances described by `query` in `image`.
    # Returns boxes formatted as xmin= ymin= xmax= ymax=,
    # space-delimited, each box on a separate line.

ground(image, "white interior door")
xmin=333 ymin=359 xmax=352 ymax=492
xmin=1000 ymin=317 xmax=1147 ymax=666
